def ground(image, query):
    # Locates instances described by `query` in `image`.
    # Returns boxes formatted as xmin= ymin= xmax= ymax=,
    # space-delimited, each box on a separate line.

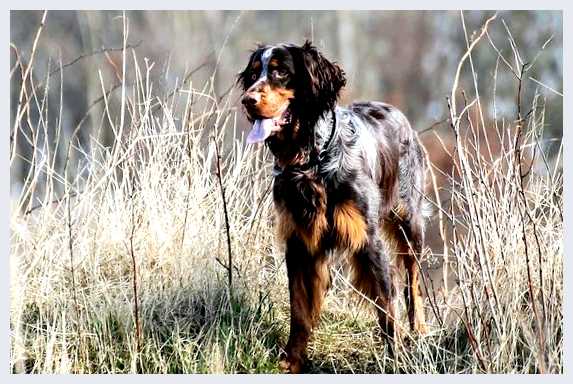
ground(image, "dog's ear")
xmin=236 ymin=54 xmax=253 ymax=90
xmin=300 ymin=40 xmax=346 ymax=112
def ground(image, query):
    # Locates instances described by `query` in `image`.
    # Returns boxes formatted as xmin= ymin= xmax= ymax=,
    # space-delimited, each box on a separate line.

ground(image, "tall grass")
xmin=10 ymin=15 xmax=562 ymax=373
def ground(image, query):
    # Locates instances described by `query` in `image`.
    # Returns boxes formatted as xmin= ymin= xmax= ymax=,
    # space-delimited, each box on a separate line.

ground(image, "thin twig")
xmin=129 ymin=191 xmax=142 ymax=358
xmin=50 ymin=41 xmax=142 ymax=78
xmin=418 ymin=117 xmax=449 ymax=135
xmin=450 ymin=13 xmax=497 ymax=116
xmin=11 ymin=10 xmax=48 ymax=164
xmin=66 ymin=188 xmax=83 ymax=368
xmin=513 ymin=59 xmax=548 ymax=373
xmin=24 ymin=189 xmax=83 ymax=215
xmin=213 ymin=137 xmax=233 ymax=299
xmin=29 ymin=41 xmax=143 ymax=95
xmin=528 ymin=76 xmax=563 ymax=97
xmin=452 ymin=309 xmax=487 ymax=372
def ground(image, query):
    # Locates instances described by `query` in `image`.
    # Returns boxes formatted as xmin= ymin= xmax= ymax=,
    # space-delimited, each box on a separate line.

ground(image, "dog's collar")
xmin=317 ymin=109 xmax=337 ymax=161
xmin=272 ymin=109 xmax=337 ymax=176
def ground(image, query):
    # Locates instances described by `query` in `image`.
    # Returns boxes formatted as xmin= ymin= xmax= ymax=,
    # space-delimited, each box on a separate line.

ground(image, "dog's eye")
xmin=251 ymin=72 xmax=258 ymax=81
xmin=272 ymin=69 xmax=287 ymax=79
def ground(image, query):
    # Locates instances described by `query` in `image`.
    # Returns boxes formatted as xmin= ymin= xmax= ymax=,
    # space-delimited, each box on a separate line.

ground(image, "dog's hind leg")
xmin=383 ymin=212 xmax=427 ymax=335
xmin=280 ymin=236 xmax=330 ymax=374
xmin=350 ymin=233 xmax=397 ymax=344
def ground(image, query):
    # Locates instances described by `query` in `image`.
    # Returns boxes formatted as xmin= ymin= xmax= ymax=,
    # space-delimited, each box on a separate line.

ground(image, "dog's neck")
xmin=314 ymin=109 xmax=337 ymax=152
xmin=268 ymin=108 xmax=337 ymax=175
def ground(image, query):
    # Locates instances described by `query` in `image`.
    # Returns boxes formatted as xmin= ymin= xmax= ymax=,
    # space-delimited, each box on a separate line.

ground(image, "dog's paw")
xmin=402 ymin=322 xmax=429 ymax=348
xmin=278 ymin=356 xmax=304 ymax=374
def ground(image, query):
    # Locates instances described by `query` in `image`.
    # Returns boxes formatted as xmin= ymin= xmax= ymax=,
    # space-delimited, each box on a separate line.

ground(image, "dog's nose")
xmin=242 ymin=93 xmax=260 ymax=107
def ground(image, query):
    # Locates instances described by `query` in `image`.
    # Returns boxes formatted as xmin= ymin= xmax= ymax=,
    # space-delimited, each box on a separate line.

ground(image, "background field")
xmin=10 ymin=10 xmax=563 ymax=373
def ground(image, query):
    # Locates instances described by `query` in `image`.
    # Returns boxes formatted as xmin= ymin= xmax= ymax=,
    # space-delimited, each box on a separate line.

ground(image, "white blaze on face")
xmin=261 ymin=47 xmax=273 ymax=62
xmin=247 ymin=47 xmax=282 ymax=144
xmin=250 ymin=47 xmax=273 ymax=87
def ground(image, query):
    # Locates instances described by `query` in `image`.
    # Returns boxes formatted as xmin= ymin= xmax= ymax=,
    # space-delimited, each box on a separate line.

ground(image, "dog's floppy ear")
xmin=300 ymin=40 xmax=346 ymax=112
xmin=236 ymin=50 xmax=256 ymax=90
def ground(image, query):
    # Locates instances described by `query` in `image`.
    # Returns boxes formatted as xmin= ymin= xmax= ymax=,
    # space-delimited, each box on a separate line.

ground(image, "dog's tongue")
xmin=246 ymin=119 xmax=275 ymax=144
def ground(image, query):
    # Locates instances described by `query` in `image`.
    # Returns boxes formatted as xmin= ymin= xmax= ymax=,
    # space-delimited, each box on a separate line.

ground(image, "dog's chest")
xmin=273 ymin=171 xmax=327 ymax=251
xmin=273 ymin=171 xmax=367 ymax=254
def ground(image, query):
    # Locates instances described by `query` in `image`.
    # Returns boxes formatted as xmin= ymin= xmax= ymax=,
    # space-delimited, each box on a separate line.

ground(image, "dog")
xmin=238 ymin=41 xmax=428 ymax=373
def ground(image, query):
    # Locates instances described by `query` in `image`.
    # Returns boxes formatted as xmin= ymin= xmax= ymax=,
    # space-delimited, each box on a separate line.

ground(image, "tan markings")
xmin=404 ymin=257 xmax=428 ymax=334
xmin=269 ymin=59 xmax=279 ymax=67
xmin=275 ymin=182 xmax=328 ymax=255
xmin=254 ymin=84 xmax=294 ymax=118
xmin=313 ymin=259 xmax=331 ymax=322
xmin=381 ymin=216 xmax=427 ymax=334
xmin=298 ymin=211 xmax=328 ymax=254
xmin=252 ymin=61 xmax=260 ymax=70
xmin=274 ymin=87 xmax=294 ymax=98
xmin=333 ymin=201 xmax=368 ymax=252
xmin=276 ymin=206 xmax=296 ymax=241
xmin=276 ymin=208 xmax=328 ymax=255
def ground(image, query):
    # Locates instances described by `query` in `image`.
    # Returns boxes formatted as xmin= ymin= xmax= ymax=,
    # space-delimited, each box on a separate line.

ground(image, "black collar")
xmin=272 ymin=109 xmax=337 ymax=176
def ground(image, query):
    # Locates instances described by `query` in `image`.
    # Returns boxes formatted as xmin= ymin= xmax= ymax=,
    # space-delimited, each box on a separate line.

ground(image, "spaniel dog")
xmin=238 ymin=41 xmax=428 ymax=373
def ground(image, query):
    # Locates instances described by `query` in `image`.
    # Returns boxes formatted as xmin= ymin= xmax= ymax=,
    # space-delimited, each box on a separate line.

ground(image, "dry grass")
xmin=10 ymin=15 xmax=562 ymax=374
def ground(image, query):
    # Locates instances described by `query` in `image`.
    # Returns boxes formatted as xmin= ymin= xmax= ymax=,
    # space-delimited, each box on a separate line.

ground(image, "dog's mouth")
xmin=246 ymin=105 xmax=291 ymax=144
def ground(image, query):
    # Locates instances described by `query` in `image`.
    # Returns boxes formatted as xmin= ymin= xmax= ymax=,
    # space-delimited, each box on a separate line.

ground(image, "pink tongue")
xmin=246 ymin=119 xmax=275 ymax=144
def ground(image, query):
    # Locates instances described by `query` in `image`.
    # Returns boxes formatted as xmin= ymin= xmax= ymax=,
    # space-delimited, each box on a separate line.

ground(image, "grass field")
xmin=10 ymin=15 xmax=562 ymax=374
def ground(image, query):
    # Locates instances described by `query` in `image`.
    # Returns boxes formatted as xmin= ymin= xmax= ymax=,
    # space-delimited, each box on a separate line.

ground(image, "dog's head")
xmin=238 ymin=41 xmax=346 ymax=144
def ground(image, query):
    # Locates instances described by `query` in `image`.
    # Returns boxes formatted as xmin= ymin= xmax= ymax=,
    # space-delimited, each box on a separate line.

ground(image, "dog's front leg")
xmin=279 ymin=236 xmax=329 ymax=374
